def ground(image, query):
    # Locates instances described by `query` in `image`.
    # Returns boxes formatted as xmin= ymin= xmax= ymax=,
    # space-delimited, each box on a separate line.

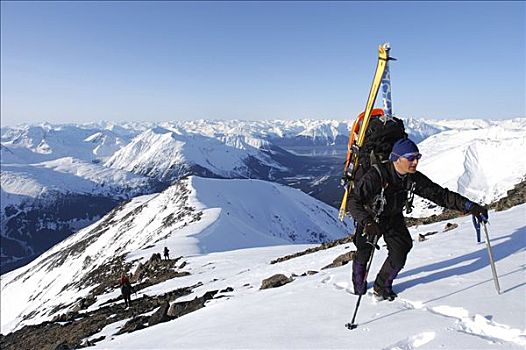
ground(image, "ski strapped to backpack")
xmin=338 ymin=43 xmax=396 ymax=221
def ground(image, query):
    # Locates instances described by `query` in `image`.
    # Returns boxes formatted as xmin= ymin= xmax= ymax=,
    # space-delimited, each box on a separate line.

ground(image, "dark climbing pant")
xmin=352 ymin=260 xmax=367 ymax=295
xmin=353 ymin=217 xmax=413 ymax=293
xmin=122 ymin=285 xmax=132 ymax=307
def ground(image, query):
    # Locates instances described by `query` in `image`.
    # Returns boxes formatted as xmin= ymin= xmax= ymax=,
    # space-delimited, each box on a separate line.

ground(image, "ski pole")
xmin=481 ymin=221 xmax=501 ymax=294
xmin=346 ymin=235 xmax=379 ymax=330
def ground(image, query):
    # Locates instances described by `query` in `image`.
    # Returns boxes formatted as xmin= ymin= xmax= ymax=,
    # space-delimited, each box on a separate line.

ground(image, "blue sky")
xmin=1 ymin=1 xmax=524 ymax=126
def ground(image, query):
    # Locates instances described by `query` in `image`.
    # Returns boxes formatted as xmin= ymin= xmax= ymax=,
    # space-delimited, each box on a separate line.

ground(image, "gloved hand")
xmin=364 ymin=221 xmax=382 ymax=242
xmin=467 ymin=202 xmax=489 ymax=222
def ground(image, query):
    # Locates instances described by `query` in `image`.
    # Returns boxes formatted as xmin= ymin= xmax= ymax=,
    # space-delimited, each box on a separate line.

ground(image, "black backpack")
xmin=355 ymin=114 xmax=406 ymax=179
xmin=356 ymin=113 xmax=415 ymax=214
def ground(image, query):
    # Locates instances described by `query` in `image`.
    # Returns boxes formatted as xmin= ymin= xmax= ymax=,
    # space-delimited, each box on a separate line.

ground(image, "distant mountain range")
xmin=1 ymin=117 xmax=525 ymax=273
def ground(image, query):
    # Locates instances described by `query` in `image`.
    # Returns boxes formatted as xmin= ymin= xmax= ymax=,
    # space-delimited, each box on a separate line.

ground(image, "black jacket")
xmin=348 ymin=162 xmax=470 ymax=227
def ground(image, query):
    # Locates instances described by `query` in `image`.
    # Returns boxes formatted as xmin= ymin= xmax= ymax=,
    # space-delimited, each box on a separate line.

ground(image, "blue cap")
xmin=389 ymin=138 xmax=419 ymax=161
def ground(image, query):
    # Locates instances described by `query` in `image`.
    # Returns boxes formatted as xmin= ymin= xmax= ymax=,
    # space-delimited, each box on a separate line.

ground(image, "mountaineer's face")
xmin=394 ymin=152 xmax=421 ymax=174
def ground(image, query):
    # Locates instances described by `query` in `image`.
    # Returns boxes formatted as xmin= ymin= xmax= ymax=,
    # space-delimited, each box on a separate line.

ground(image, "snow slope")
xmin=92 ymin=204 xmax=525 ymax=349
xmin=411 ymin=118 xmax=526 ymax=217
xmin=0 ymin=177 xmax=352 ymax=333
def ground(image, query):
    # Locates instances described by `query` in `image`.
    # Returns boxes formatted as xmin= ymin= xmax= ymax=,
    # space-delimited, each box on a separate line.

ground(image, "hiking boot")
xmin=352 ymin=260 xmax=367 ymax=295
xmin=374 ymin=258 xmax=402 ymax=300
xmin=373 ymin=286 xmax=397 ymax=301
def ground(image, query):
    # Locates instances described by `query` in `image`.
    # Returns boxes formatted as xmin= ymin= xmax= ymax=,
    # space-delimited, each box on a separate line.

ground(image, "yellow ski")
xmin=338 ymin=43 xmax=392 ymax=221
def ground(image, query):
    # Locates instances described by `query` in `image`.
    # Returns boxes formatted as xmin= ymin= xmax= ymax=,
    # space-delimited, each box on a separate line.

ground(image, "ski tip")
xmin=345 ymin=323 xmax=358 ymax=330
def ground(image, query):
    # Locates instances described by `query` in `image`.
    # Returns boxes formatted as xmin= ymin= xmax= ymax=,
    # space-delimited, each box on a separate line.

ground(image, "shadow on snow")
xmin=395 ymin=225 xmax=526 ymax=294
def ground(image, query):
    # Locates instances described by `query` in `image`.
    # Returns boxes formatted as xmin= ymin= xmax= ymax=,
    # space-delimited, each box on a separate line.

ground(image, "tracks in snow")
xmin=322 ymin=273 xmax=526 ymax=348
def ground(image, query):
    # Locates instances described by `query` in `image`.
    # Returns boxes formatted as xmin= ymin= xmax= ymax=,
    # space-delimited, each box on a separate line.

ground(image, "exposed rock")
xmin=150 ymin=253 xmax=162 ymax=264
xmin=405 ymin=209 xmax=466 ymax=227
xmin=219 ymin=287 xmax=234 ymax=293
xmin=270 ymin=236 xmax=354 ymax=264
xmin=126 ymin=253 xmax=190 ymax=293
xmin=72 ymin=294 xmax=97 ymax=312
xmin=53 ymin=340 xmax=71 ymax=350
xmin=418 ymin=231 xmax=438 ymax=242
xmin=167 ymin=291 xmax=218 ymax=318
xmin=0 ymin=285 xmax=195 ymax=350
xmin=443 ymin=223 xmax=458 ymax=232
xmin=116 ymin=315 xmax=149 ymax=334
xmin=322 ymin=251 xmax=356 ymax=270
xmin=51 ymin=311 xmax=79 ymax=323
xmin=490 ymin=178 xmax=526 ymax=211
xmin=148 ymin=302 xmax=170 ymax=326
xmin=301 ymin=270 xmax=319 ymax=276
xmin=260 ymin=274 xmax=293 ymax=290
xmin=407 ymin=179 xmax=526 ymax=228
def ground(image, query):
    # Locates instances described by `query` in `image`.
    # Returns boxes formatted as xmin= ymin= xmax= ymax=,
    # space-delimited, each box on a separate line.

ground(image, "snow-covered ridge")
xmin=1 ymin=157 xmax=154 ymax=208
xmin=103 ymin=127 xmax=286 ymax=181
xmin=0 ymin=176 xmax=352 ymax=333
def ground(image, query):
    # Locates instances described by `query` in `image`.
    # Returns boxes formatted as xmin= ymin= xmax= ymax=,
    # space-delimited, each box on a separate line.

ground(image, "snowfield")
xmin=89 ymin=203 xmax=526 ymax=349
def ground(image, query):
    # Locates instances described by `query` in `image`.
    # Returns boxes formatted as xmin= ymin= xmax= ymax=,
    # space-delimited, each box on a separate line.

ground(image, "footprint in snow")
xmin=321 ymin=275 xmax=332 ymax=284
xmin=397 ymin=298 xmax=426 ymax=310
xmin=430 ymin=305 xmax=526 ymax=346
xmin=382 ymin=331 xmax=436 ymax=350
xmin=333 ymin=281 xmax=349 ymax=290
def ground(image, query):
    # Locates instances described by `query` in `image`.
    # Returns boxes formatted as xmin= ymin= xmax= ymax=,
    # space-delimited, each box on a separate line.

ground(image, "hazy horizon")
xmin=1 ymin=1 xmax=525 ymax=126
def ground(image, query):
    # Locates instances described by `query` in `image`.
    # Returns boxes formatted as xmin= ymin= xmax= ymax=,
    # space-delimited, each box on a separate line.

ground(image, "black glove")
xmin=364 ymin=221 xmax=382 ymax=241
xmin=468 ymin=203 xmax=489 ymax=222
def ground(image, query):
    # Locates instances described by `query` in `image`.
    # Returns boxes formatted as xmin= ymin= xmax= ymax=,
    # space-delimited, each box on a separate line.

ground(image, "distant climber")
xmin=119 ymin=272 xmax=134 ymax=307
xmin=163 ymin=246 xmax=170 ymax=260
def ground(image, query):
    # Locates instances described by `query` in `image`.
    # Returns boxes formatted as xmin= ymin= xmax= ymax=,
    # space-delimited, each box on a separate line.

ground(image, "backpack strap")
xmin=372 ymin=163 xmax=389 ymax=190
xmin=370 ymin=164 xmax=388 ymax=219
xmin=405 ymin=175 xmax=416 ymax=214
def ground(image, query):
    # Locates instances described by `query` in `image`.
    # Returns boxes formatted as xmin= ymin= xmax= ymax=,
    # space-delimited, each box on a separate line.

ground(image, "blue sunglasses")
xmin=400 ymin=152 xmax=422 ymax=161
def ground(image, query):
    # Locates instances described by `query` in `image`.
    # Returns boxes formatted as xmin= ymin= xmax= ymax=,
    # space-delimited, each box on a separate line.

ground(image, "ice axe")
xmin=473 ymin=215 xmax=501 ymax=294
